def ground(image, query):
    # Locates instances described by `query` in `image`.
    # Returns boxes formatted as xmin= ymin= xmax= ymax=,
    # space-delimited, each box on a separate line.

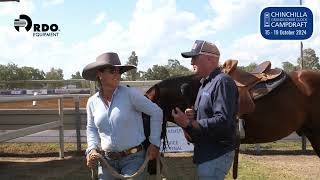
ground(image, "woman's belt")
xmin=104 ymin=144 xmax=143 ymax=160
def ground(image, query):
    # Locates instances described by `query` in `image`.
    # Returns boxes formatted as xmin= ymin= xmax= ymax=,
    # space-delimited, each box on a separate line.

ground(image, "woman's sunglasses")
xmin=100 ymin=67 xmax=121 ymax=74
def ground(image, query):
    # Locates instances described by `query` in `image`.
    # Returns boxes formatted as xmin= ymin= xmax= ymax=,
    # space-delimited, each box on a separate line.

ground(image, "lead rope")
xmin=91 ymin=153 xmax=148 ymax=180
xmin=91 ymin=153 xmax=168 ymax=180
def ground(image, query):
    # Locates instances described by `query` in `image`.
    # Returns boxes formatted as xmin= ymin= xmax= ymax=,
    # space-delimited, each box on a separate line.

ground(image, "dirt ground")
xmin=0 ymin=152 xmax=319 ymax=180
xmin=0 ymin=97 xmax=88 ymax=109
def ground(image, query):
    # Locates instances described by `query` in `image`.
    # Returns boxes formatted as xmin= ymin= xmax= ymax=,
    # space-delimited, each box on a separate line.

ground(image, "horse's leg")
xmin=306 ymin=132 xmax=320 ymax=157
xmin=306 ymin=99 xmax=320 ymax=158
xmin=304 ymin=71 xmax=320 ymax=158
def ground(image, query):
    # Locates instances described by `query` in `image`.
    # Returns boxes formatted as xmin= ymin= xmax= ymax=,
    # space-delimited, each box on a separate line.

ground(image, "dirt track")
xmin=0 ymin=97 xmax=89 ymax=109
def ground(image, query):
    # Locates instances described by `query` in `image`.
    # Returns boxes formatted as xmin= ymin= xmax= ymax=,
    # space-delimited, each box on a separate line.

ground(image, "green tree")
xmin=20 ymin=66 xmax=45 ymax=80
xmin=282 ymin=61 xmax=298 ymax=72
xmin=142 ymin=65 xmax=170 ymax=80
xmin=297 ymin=48 xmax=320 ymax=70
xmin=238 ymin=62 xmax=257 ymax=72
xmin=70 ymin=71 xmax=88 ymax=88
xmin=141 ymin=59 xmax=192 ymax=80
xmin=71 ymin=71 xmax=83 ymax=79
xmin=19 ymin=66 xmax=45 ymax=88
xmin=166 ymin=59 xmax=192 ymax=77
xmin=0 ymin=63 xmax=20 ymax=81
xmin=0 ymin=63 xmax=20 ymax=89
xmin=0 ymin=63 xmax=45 ymax=89
xmin=45 ymin=67 xmax=64 ymax=88
xmin=124 ymin=51 xmax=139 ymax=81
xmin=45 ymin=67 xmax=64 ymax=80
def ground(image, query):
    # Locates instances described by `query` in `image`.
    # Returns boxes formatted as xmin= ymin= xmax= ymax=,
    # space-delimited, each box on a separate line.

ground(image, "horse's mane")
xmin=156 ymin=74 xmax=198 ymax=89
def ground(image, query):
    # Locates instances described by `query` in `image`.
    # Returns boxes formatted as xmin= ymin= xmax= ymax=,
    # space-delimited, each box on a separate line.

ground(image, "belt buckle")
xmin=129 ymin=147 xmax=138 ymax=154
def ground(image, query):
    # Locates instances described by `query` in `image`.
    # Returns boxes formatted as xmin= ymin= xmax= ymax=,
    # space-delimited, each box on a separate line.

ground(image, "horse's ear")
xmin=145 ymin=85 xmax=159 ymax=102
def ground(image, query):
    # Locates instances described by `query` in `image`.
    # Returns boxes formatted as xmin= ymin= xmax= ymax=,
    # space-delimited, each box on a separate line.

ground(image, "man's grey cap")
xmin=181 ymin=40 xmax=220 ymax=58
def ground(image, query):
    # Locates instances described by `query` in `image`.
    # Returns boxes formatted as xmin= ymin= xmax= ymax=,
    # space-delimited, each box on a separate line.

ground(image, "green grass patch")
xmin=0 ymin=141 xmax=312 ymax=155
xmin=0 ymin=142 xmax=88 ymax=155
xmin=226 ymin=155 xmax=301 ymax=180
xmin=241 ymin=141 xmax=313 ymax=151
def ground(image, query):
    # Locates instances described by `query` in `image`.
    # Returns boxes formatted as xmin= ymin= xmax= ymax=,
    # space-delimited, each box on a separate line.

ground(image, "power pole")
xmin=300 ymin=0 xmax=307 ymax=153
xmin=300 ymin=0 xmax=304 ymax=70
xmin=301 ymin=42 xmax=304 ymax=70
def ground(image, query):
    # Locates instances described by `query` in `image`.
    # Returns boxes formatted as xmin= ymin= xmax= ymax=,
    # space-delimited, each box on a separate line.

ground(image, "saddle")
xmin=222 ymin=59 xmax=286 ymax=117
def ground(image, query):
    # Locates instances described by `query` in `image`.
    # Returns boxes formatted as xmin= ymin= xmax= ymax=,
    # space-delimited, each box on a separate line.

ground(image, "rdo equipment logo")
xmin=14 ymin=14 xmax=59 ymax=37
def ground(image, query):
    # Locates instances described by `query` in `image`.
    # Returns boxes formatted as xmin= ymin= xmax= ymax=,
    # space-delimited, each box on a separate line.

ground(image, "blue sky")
xmin=0 ymin=0 xmax=319 ymax=79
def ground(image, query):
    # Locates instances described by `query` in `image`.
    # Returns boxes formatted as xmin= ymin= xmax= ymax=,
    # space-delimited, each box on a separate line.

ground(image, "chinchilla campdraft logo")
xmin=260 ymin=7 xmax=313 ymax=40
xmin=14 ymin=14 xmax=60 ymax=37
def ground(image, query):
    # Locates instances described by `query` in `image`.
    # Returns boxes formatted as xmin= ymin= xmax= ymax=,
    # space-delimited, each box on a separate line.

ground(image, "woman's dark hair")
xmin=96 ymin=77 xmax=103 ymax=93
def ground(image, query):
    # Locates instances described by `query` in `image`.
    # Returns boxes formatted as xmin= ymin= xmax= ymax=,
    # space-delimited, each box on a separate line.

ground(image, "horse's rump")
xmin=289 ymin=70 xmax=320 ymax=97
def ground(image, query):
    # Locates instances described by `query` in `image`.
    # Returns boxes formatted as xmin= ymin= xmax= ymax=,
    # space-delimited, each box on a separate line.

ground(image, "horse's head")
xmin=145 ymin=74 xmax=201 ymax=123
xmin=144 ymin=75 xmax=200 ymax=150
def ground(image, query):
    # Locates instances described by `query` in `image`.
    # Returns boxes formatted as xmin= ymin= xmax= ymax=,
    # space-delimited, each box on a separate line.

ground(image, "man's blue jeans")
xmin=98 ymin=150 xmax=146 ymax=180
xmin=197 ymin=150 xmax=234 ymax=180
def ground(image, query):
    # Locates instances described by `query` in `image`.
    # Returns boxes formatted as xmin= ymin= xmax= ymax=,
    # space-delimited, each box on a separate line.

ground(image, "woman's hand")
xmin=86 ymin=149 xmax=99 ymax=169
xmin=147 ymin=144 xmax=159 ymax=160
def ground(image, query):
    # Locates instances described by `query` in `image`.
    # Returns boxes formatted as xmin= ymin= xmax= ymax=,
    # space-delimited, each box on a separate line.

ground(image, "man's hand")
xmin=183 ymin=129 xmax=194 ymax=143
xmin=86 ymin=149 xmax=99 ymax=169
xmin=185 ymin=106 xmax=195 ymax=121
xmin=171 ymin=107 xmax=189 ymax=128
xmin=147 ymin=144 xmax=159 ymax=160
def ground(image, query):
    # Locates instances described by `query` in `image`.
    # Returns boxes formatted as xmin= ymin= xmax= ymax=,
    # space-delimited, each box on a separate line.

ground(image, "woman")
xmin=82 ymin=52 xmax=163 ymax=180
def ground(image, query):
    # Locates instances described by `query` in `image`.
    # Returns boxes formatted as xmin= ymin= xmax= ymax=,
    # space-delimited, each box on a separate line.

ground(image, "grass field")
xmin=0 ymin=142 xmax=319 ymax=180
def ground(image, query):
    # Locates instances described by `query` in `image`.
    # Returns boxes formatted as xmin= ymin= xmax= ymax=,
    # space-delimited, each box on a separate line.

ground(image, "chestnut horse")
xmin=144 ymin=71 xmax=320 ymax=157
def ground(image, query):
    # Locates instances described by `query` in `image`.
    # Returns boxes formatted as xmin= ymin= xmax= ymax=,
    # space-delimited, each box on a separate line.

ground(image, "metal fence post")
xmin=74 ymin=96 xmax=81 ymax=153
xmin=58 ymin=97 xmax=64 ymax=159
xmin=90 ymin=81 xmax=96 ymax=95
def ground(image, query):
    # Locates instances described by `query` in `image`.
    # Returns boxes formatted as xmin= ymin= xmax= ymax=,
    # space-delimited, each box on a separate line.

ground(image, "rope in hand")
xmin=90 ymin=153 xmax=168 ymax=180
xmin=90 ymin=153 xmax=148 ymax=180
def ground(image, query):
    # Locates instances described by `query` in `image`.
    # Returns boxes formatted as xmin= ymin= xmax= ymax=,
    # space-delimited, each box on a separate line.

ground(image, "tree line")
xmin=0 ymin=48 xmax=319 ymax=89
xmin=237 ymin=48 xmax=319 ymax=72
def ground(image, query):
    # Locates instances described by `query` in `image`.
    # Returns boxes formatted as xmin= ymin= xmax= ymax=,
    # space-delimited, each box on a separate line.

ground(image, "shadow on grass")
xmin=0 ymin=155 xmax=91 ymax=180
xmin=0 ymin=152 xmax=198 ymax=180
xmin=0 ymin=156 xmax=90 ymax=180
xmin=240 ymin=149 xmax=316 ymax=156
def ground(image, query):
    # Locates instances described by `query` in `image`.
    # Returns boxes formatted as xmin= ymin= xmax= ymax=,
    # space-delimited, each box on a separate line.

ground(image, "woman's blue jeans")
xmin=197 ymin=150 xmax=235 ymax=180
xmin=98 ymin=150 xmax=146 ymax=180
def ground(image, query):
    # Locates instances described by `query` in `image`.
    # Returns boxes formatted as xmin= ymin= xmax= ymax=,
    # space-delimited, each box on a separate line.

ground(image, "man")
xmin=172 ymin=40 xmax=238 ymax=180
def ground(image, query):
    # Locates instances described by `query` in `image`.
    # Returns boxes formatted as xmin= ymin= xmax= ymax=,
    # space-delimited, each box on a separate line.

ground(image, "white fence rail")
xmin=0 ymin=95 xmax=65 ymax=158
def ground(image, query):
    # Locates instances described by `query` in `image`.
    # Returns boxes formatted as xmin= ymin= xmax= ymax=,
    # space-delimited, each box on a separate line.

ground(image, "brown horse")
xmin=144 ymin=70 xmax=320 ymax=157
